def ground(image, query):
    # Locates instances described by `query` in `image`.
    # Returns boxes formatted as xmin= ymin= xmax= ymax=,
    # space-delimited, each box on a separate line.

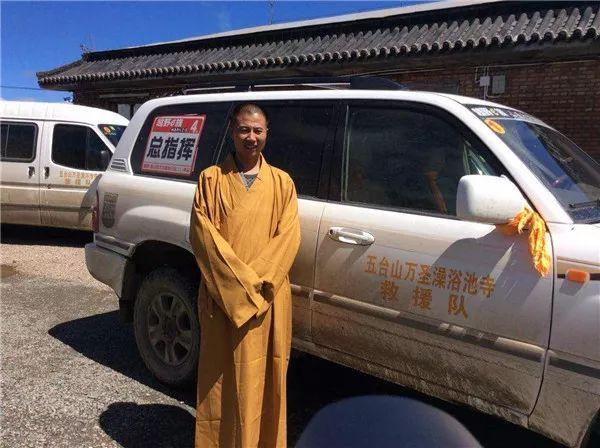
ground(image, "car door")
xmin=40 ymin=122 xmax=113 ymax=229
xmin=0 ymin=120 xmax=41 ymax=225
xmin=217 ymin=99 xmax=338 ymax=341
xmin=312 ymin=101 xmax=553 ymax=417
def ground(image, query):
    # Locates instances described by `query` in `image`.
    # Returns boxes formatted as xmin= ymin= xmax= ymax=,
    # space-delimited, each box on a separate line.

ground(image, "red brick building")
xmin=37 ymin=0 xmax=600 ymax=160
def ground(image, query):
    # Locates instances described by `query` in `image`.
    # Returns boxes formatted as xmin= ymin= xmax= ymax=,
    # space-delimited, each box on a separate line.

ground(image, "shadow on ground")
xmin=0 ymin=224 xmax=93 ymax=248
xmin=99 ymin=402 xmax=195 ymax=448
xmin=48 ymin=311 xmax=195 ymax=406
xmin=50 ymin=311 xmax=562 ymax=448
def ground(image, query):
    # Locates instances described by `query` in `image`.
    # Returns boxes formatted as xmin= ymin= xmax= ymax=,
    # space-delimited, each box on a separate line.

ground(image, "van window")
xmin=131 ymin=102 xmax=231 ymax=182
xmin=52 ymin=124 xmax=112 ymax=171
xmin=98 ymin=124 xmax=127 ymax=146
xmin=0 ymin=121 xmax=37 ymax=162
xmin=219 ymin=101 xmax=335 ymax=197
xmin=343 ymin=106 xmax=503 ymax=216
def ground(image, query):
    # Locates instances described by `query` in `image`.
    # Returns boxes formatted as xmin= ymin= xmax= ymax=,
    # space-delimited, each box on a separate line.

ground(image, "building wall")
xmin=392 ymin=59 xmax=600 ymax=162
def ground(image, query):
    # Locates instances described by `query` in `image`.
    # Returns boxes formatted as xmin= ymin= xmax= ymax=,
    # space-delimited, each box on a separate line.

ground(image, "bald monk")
xmin=190 ymin=103 xmax=301 ymax=448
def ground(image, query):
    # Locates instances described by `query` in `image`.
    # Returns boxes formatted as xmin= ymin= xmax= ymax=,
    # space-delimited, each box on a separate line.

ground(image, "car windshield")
xmin=469 ymin=106 xmax=600 ymax=223
xmin=98 ymin=124 xmax=126 ymax=147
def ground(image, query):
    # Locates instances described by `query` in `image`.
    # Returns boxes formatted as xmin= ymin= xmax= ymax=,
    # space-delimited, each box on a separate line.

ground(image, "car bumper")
xmin=85 ymin=242 xmax=127 ymax=297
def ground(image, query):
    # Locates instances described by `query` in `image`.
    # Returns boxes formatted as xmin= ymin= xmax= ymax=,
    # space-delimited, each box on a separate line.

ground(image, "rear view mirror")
xmin=99 ymin=149 xmax=112 ymax=171
xmin=456 ymin=175 xmax=525 ymax=224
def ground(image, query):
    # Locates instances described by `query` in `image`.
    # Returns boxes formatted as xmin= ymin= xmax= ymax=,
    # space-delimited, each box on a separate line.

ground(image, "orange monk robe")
xmin=190 ymin=153 xmax=301 ymax=448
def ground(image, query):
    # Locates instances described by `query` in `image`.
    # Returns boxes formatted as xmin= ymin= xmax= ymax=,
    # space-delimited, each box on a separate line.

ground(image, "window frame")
xmin=0 ymin=120 xmax=38 ymax=163
xmin=213 ymin=99 xmax=340 ymax=200
xmin=329 ymin=100 xmax=510 ymax=219
xmin=130 ymin=101 xmax=234 ymax=183
xmin=51 ymin=123 xmax=112 ymax=172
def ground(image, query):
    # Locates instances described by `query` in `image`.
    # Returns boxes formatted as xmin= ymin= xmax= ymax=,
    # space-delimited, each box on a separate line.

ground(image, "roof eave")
xmin=37 ymin=39 xmax=600 ymax=92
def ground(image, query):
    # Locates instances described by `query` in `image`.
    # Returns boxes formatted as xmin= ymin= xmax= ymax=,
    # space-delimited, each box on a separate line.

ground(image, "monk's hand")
xmin=261 ymin=281 xmax=275 ymax=302
xmin=255 ymin=281 xmax=275 ymax=319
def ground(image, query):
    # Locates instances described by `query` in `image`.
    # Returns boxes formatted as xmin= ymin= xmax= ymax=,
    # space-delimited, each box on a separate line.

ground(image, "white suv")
xmin=86 ymin=87 xmax=600 ymax=447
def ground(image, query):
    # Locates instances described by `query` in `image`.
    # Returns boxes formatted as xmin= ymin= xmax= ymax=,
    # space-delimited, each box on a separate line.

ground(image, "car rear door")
xmin=0 ymin=120 xmax=41 ymax=225
xmin=217 ymin=99 xmax=339 ymax=341
xmin=312 ymin=100 xmax=553 ymax=417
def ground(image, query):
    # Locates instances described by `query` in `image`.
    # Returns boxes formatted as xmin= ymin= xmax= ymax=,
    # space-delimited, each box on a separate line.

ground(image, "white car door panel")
xmin=313 ymin=203 xmax=552 ymax=414
xmin=40 ymin=122 xmax=110 ymax=229
xmin=290 ymin=198 xmax=325 ymax=341
xmin=312 ymin=101 xmax=553 ymax=417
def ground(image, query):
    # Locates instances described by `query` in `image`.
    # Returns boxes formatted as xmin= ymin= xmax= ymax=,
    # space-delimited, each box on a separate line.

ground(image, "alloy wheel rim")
xmin=147 ymin=293 xmax=193 ymax=366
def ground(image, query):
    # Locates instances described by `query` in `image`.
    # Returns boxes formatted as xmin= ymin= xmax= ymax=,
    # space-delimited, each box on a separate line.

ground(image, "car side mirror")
xmin=99 ymin=149 xmax=112 ymax=171
xmin=456 ymin=175 xmax=525 ymax=224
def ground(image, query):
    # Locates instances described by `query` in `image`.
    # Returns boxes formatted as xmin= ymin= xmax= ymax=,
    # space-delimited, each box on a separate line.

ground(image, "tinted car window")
xmin=98 ymin=124 xmax=127 ymax=146
xmin=52 ymin=124 xmax=111 ymax=171
xmin=131 ymin=102 xmax=232 ymax=182
xmin=0 ymin=121 xmax=37 ymax=162
xmin=86 ymin=129 xmax=112 ymax=171
xmin=0 ymin=124 xmax=6 ymax=153
xmin=344 ymin=106 xmax=502 ymax=216
xmin=220 ymin=101 xmax=335 ymax=197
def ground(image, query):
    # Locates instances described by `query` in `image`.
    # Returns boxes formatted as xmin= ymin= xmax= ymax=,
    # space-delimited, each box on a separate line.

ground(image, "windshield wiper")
xmin=569 ymin=199 xmax=600 ymax=210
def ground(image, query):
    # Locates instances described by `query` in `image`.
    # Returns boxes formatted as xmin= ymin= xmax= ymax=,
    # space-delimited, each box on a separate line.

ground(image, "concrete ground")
xmin=0 ymin=224 xmax=563 ymax=447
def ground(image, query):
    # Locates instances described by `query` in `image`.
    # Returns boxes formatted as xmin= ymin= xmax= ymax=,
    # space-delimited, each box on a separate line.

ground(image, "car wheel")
xmin=133 ymin=267 xmax=200 ymax=387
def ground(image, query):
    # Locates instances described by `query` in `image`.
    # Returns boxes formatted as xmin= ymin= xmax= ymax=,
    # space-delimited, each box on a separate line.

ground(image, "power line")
xmin=0 ymin=85 xmax=46 ymax=91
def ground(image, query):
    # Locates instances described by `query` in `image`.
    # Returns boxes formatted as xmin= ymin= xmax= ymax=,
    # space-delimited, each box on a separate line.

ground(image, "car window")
xmin=343 ymin=106 xmax=503 ymax=216
xmin=219 ymin=101 xmax=335 ymax=197
xmin=98 ymin=124 xmax=127 ymax=146
xmin=0 ymin=121 xmax=37 ymax=162
xmin=52 ymin=124 xmax=112 ymax=171
xmin=467 ymin=105 xmax=600 ymax=223
xmin=86 ymin=129 xmax=112 ymax=171
xmin=131 ymin=102 xmax=231 ymax=182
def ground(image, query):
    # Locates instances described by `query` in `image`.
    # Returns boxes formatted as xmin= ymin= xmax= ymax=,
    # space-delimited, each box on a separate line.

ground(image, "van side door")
xmin=312 ymin=101 xmax=553 ymax=419
xmin=40 ymin=122 xmax=113 ymax=229
xmin=0 ymin=120 xmax=41 ymax=225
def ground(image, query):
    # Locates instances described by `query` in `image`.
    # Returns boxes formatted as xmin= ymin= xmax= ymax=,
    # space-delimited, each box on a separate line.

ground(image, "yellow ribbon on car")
xmin=498 ymin=207 xmax=551 ymax=277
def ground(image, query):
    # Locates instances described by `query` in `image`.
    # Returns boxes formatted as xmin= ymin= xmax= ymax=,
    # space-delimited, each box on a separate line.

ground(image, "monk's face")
xmin=232 ymin=111 xmax=268 ymax=160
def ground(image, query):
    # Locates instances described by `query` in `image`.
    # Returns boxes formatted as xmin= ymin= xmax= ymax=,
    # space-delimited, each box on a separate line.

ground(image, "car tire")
xmin=133 ymin=267 xmax=200 ymax=388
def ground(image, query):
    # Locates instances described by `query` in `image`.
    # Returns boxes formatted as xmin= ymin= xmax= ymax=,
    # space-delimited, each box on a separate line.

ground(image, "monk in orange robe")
xmin=190 ymin=103 xmax=301 ymax=448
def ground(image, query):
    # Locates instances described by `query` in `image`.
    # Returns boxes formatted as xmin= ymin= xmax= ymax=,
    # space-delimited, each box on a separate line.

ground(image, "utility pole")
xmin=268 ymin=1 xmax=275 ymax=25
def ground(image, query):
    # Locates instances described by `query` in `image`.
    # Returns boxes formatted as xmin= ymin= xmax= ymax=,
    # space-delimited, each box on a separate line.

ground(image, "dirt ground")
xmin=0 ymin=224 xmax=563 ymax=447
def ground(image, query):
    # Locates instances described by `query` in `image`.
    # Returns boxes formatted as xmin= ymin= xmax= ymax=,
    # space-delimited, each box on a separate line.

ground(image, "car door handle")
xmin=44 ymin=167 xmax=49 ymax=178
xmin=328 ymin=227 xmax=375 ymax=246
xmin=28 ymin=166 xmax=35 ymax=177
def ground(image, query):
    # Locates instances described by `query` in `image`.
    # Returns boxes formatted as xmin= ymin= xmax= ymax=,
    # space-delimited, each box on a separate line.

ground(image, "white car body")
xmin=86 ymin=89 xmax=600 ymax=447
xmin=0 ymin=101 xmax=128 ymax=229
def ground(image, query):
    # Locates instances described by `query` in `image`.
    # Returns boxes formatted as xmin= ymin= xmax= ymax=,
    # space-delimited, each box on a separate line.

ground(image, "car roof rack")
xmin=182 ymin=76 xmax=407 ymax=95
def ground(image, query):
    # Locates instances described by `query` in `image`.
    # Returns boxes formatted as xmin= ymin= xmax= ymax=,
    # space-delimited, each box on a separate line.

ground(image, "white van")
xmin=86 ymin=87 xmax=600 ymax=447
xmin=0 ymin=101 xmax=129 ymax=230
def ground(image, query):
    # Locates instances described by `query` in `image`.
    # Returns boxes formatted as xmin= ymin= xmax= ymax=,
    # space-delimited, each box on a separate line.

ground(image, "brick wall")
xmin=392 ymin=59 xmax=600 ymax=163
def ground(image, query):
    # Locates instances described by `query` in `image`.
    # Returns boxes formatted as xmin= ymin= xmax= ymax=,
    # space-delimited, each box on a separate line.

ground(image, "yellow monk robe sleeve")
xmin=250 ymin=176 xmax=301 ymax=311
xmin=190 ymin=172 xmax=267 ymax=328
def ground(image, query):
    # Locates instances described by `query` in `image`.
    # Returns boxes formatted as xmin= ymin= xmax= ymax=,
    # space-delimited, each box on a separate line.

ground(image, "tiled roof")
xmin=38 ymin=2 xmax=600 ymax=87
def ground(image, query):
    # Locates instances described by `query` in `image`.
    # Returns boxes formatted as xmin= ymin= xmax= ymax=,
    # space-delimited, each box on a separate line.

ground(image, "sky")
xmin=0 ymin=1 xmax=424 ymax=102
